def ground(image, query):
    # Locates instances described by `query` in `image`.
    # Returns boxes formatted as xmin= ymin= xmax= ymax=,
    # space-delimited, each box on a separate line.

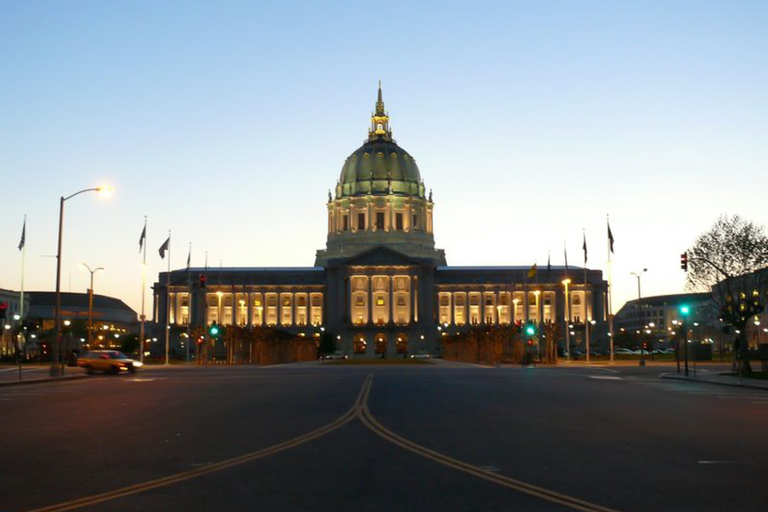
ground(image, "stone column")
xmin=389 ymin=276 xmax=394 ymax=325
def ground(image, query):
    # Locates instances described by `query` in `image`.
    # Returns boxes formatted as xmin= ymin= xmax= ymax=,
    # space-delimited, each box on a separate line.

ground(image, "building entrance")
xmin=353 ymin=334 xmax=367 ymax=354
xmin=396 ymin=334 xmax=408 ymax=354
xmin=375 ymin=333 xmax=387 ymax=354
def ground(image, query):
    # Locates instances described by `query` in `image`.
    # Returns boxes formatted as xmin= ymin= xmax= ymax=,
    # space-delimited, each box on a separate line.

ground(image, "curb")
xmin=0 ymin=374 xmax=87 ymax=387
xmin=659 ymin=372 xmax=768 ymax=392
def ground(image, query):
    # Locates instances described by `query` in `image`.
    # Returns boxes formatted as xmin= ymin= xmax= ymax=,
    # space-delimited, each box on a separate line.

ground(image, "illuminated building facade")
xmin=153 ymin=87 xmax=609 ymax=357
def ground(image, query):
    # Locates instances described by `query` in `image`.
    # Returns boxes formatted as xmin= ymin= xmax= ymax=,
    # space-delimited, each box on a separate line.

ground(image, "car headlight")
xmin=132 ymin=361 xmax=143 ymax=368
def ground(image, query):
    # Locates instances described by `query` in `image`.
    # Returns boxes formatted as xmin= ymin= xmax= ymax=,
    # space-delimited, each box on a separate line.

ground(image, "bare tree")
xmin=687 ymin=215 xmax=768 ymax=373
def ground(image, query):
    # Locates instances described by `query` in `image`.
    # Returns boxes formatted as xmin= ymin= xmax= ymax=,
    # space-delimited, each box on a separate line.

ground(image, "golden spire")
xmin=369 ymin=81 xmax=392 ymax=141
xmin=376 ymin=80 xmax=385 ymax=115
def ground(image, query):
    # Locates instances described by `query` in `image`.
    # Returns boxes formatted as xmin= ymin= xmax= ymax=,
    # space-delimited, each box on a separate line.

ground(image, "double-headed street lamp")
xmin=562 ymin=279 xmax=572 ymax=360
xmin=82 ymin=263 xmax=105 ymax=348
xmin=630 ymin=268 xmax=647 ymax=366
xmin=50 ymin=186 xmax=113 ymax=377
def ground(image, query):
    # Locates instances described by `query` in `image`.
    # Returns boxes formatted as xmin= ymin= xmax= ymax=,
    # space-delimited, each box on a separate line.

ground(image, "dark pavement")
xmin=1 ymin=362 xmax=766 ymax=512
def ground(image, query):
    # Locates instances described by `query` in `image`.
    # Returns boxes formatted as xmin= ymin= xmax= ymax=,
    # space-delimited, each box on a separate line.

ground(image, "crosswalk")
xmin=635 ymin=380 xmax=768 ymax=405
xmin=0 ymin=386 xmax=76 ymax=401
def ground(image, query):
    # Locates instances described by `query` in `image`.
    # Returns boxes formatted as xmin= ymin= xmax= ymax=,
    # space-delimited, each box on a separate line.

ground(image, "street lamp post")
xmin=82 ymin=263 xmax=104 ymax=348
xmin=631 ymin=268 xmax=648 ymax=366
xmin=50 ymin=186 xmax=112 ymax=377
xmin=562 ymin=279 xmax=571 ymax=361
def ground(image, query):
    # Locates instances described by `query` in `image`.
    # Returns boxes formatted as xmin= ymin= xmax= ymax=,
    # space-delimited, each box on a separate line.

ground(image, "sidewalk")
xmin=0 ymin=366 xmax=87 ymax=387
xmin=660 ymin=370 xmax=768 ymax=391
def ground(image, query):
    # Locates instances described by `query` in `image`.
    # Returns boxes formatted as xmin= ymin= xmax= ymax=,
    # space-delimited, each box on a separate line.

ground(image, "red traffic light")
xmin=680 ymin=252 xmax=688 ymax=271
xmin=199 ymin=274 xmax=207 ymax=288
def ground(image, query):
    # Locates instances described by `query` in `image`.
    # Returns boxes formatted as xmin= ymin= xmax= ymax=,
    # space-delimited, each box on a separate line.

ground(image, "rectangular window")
xmin=358 ymin=213 xmax=365 ymax=230
xmin=412 ymin=214 xmax=418 ymax=230
xmin=376 ymin=212 xmax=385 ymax=229
xmin=342 ymin=215 xmax=349 ymax=231
xmin=396 ymin=213 xmax=403 ymax=230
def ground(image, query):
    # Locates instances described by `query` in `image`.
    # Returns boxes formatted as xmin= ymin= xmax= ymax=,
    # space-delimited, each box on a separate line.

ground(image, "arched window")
xmin=353 ymin=334 xmax=367 ymax=354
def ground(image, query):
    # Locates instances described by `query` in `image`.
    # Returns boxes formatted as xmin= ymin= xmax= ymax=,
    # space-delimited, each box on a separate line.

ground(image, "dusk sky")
xmin=1 ymin=1 xmax=766 ymax=317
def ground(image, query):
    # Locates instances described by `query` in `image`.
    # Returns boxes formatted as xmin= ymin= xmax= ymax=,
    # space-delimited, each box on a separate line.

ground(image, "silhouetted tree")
xmin=687 ymin=215 xmax=768 ymax=373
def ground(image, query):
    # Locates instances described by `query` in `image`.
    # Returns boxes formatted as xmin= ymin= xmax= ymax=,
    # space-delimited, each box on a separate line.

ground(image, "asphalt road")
xmin=1 ymin=361 xmax=766 ymax=512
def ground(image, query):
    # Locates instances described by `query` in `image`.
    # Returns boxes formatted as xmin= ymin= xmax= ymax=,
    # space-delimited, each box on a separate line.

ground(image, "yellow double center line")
xmin=29 ymin=376 xmax=371 ymax=512
xmin=357 ymin=375 xmax=620 ymax=512
xmin=32 ymin=374 xmax=619 ymax=512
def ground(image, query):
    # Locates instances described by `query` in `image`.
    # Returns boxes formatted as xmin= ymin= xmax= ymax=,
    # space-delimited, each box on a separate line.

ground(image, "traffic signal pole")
xmin=683 ymin=316 xmax=689 ymax=376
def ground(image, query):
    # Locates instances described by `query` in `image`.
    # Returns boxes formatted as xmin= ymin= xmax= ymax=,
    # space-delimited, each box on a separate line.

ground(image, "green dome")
xmin=337 ymin=140 xmax=425 ymax=198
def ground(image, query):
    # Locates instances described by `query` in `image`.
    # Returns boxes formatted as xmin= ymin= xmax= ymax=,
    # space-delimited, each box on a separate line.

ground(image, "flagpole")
xmin=19 ymin=215 xmax=26 ymax=380
xmin=564 ymin=240 xmax=571 ymax=362
xmin=607 ymin=214 xmax=615 ymax=363
xmin=140 ymin=216 xmax=147 ymax=364
xmin=186 ymin=242 xmax=191 ymax=363
xmin=165 ymin=230 xmax=171 ymax=365
xmin=584 ymin=229 xmax=590 ymax=363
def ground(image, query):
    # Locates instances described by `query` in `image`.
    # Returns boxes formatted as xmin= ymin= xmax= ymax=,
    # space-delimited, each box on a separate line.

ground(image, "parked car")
xmin=319 ymin=352 xmax=349 ymax=361
xmin=77 ymin=350 xmax=143 ymax=374
xmin=614 ymin=348 xmax=634 ymax=355
xmin=410 ymin=352 xmax=432 ymax=359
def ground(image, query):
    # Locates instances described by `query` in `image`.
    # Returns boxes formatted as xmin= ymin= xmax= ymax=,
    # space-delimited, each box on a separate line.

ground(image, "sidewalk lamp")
xmin=82 ymin=263 xmax=105 ymax=347
xmin=51 ymin=185 xmax=113 ymax=376
xmin=631 ymin=269 xmax=647 ymax=366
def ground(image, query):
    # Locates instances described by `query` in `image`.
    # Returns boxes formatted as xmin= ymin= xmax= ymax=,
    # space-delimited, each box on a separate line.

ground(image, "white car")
xmin=410 ymin=352 xmax=432 ymax=359
xmin=614 ymin=348 xmax=634 ymax=355
xmin=320 ymin=352 xmax=348 ymax=361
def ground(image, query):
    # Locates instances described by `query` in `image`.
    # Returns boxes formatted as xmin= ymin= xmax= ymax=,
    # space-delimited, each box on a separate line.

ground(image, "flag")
xmin=186 ymin=244 xmax=191 ymax=270
xmin=158 ymin=236 xmax=170 ymax=259
xmin=139 ymin=224 xmax=146 ymax=253
xmin=583 ymin=231 xmax=588 ymax=264
xmin=564 ymin=242 xmax=569 ymax=272
xmin=527 ymin=263 xmax=538 ymax=279
xmin=18 ymin=217 xmax=26 ymax=251
xmin=547 ymin=252 xmax=551 ymax=280
xmin=607 ymin=219 xmax=615 ymax=254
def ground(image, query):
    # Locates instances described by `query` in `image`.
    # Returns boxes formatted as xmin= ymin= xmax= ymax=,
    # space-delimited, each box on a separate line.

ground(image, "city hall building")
xmin=153 ymin=88 xmax=609 ymax=357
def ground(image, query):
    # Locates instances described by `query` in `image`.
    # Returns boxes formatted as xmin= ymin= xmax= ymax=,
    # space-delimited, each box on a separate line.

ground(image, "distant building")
xmin=25 ymin=291 xmax=138 ymax=353
xmin=614 ymin=292 xmax=719 ymax=347
xmin=153 ymin=86 xmax=609 ymax=357
xmin=1 ymin=289 xmax=138 ymax=356
xmin=0 ymin=288 xmax=30 ymax=356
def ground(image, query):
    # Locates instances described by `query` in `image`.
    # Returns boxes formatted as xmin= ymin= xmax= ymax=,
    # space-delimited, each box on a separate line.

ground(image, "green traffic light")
xmin=525 ymin=325 xmax=536 ymax=336
xmin=209 ymin=324 xmax=220 ymax=336
xmin=679 ymin=305 xmax=690 ymax=316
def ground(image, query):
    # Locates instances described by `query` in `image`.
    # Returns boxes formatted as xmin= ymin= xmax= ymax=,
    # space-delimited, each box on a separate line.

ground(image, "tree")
xmin=687 ymin=215 xmax=768 ymax=373
xmin=319 ymin=331 xmax=336 ymax=355
xmin=120 ymin=334 xmax=139 ymax=356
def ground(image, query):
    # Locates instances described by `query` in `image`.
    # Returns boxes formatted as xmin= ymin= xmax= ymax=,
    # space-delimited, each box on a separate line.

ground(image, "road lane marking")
xmin=584 ymin=367 xmax=620 ymax=373
xmin=698 ymin=460 xmax=755 ymax=465
xmin=26 ymin=375 xmax=372 ymax=512
xmin=358 ymin=375 xmax=622 ymax=512
xmin=587 ymin=376 xmax=623 ymax=380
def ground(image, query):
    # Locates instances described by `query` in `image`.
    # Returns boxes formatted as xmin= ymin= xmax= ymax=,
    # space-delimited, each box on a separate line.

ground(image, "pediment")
xmin=337 ymin=246 xmax=427 ymax=268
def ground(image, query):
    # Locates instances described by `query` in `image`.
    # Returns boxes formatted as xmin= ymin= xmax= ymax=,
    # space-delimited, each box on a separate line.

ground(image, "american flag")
xmin=18 ymin=217 xmax=25 ymax=251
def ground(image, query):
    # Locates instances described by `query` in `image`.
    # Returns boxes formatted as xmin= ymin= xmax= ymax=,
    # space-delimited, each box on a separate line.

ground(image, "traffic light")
xmin=199 ymin=274 xmax=207 ymax=289
xmin=208 ymin=322 xmax=220 ymax=338
xmin=680 ymin=252 xmax=688 ymax=271
xmin=0 ymin=301 xmax=7 ymax=320
xmin=679 ymin=304 xmax=691 ymax=316
xmin=525 ymin=323 xmax=537 ymax=337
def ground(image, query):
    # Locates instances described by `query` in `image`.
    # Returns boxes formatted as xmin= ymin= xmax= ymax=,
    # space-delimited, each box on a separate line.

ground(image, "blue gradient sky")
xmin=1 ymin=1 xmax=766 ymax=316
